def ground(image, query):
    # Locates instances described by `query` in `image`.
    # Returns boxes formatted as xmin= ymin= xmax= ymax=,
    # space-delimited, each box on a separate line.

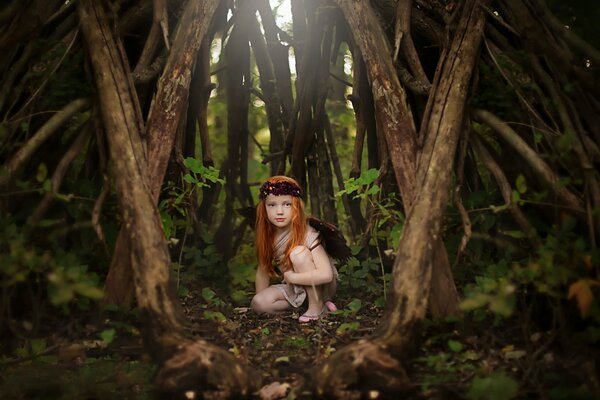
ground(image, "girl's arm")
xmin=255 ymin=266 xmax=270 ymax=293
xmin=284 ymin=245 xmax=333 ymax=286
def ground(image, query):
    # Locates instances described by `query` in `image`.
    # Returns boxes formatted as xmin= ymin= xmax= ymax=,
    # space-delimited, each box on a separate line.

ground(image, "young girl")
xmin=250 ymin=176 xmax=338 ymax=322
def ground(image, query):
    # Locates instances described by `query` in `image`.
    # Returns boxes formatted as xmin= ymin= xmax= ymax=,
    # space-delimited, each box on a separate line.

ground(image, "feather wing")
xmin=307 ymin=216 xmax=352 ymax=261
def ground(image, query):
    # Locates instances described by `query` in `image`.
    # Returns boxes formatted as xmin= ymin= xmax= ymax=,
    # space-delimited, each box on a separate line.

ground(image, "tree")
xmin=0 ymin=0 xmax=597 ymax=397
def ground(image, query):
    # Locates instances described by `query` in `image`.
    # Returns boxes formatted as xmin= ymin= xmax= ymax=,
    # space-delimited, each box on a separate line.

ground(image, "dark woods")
xmin=0 ymin=0 xmax=598 ymax=398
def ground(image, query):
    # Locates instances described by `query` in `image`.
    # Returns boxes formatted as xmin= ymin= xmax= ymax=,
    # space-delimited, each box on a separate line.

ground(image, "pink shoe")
xmin=299 ymin=305 xmax=328 ymax=323
xmin=324 ymin=301 xmax=337 ymax=312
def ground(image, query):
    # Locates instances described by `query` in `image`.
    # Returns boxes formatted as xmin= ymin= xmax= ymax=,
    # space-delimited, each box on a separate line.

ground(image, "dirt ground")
xmin=181 ymin=286 xmax=384 ymax=398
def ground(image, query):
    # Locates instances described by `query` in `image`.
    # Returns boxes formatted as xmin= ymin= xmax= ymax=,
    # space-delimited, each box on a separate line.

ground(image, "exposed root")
xmin=313 ymin=339 xmax=413 ymax=399
xmin=154 ymin=339 xmax=259 ymax=399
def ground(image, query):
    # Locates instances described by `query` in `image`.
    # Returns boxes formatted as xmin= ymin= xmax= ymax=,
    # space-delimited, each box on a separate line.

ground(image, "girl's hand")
xmin=283 ymin=271 xmax=296 ymax=284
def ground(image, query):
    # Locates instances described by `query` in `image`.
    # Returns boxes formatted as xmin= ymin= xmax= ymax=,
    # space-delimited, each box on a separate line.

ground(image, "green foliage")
xmin=0 ymin=357 xmax=154 ymax=400
xmin=414 ymin=344 xmax=479 ymax=391
xmin=335 ymin=168 xmax=379 ymax=199
xmin=0 ymin=220 xmax=103 ymax=312
xmin=183 ymin=157 xmax=224 ymax=188
xmin=201 ymin=287 xmax=225 ymax=307
xmin=283 ymin=336 xmax=309 ymax=349
xmin=335 ymin=168 xmax=403 ymax=300
xmin=159 ymin=158 xmax=224 ymax=240
xmin=460 ymin=268 xmax=517 ymax=318
xmin=99 ymin=328 xmax=116 ymax=346
xmin=458 ymin=207 xmax=600 ymax=342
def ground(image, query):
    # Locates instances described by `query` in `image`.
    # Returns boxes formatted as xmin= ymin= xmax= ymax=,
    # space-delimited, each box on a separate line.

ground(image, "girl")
xmin=250 ymin=176 xmax=338 ymax=322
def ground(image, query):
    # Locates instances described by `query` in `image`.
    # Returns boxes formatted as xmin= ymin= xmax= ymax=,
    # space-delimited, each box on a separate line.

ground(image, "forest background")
xmin=0 ymin=0 xmax=599 ymax=399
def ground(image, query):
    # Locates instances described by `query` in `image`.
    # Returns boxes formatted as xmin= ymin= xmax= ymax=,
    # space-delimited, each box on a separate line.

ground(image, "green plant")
xmin=335 ymin=168 xmax=404 ymax=299
xmin=0 ymin=221 xmax=103 ymax=322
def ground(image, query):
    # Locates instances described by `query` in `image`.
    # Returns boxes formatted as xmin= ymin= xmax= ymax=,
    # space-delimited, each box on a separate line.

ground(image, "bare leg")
xmin=251 ymin=287 xmax=290 ymax=313
xmin=290 ymin=246 xmax=324 ymax=315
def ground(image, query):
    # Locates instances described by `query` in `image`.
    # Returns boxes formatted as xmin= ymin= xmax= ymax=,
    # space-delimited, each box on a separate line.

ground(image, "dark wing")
xmin=307 ymin=216 xmax=352 ymax=262
xmin=237 ymin=206 xmax=257 ymax=228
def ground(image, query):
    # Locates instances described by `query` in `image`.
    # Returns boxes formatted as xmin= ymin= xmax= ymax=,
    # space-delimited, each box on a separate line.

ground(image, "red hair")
xmin=255 ymin=176 xmax=307 ymax=276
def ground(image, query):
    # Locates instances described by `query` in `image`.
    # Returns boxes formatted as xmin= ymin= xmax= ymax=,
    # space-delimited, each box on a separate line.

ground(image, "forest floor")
xmin=1 ymin=281 xmax=599 ymax=399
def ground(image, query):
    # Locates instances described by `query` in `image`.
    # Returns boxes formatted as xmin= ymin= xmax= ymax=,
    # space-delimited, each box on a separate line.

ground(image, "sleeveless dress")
xmin=271 ymin=225 xmax=338 ymax=308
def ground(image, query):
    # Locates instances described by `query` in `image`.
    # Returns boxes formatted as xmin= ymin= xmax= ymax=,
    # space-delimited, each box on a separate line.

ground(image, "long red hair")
xmin=255 ymin=176 xmax=307 ymax=276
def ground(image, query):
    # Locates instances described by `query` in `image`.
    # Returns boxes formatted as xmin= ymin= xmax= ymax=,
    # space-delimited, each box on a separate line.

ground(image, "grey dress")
xmin=271 ymin=225 xmax=338 ymax=308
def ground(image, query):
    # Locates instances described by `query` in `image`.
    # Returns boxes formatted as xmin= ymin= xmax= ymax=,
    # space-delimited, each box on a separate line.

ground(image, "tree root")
xmin=313 ymin=339 xmax=413 ymax=399
xmin=154 ymin=339 xmax=259 ymax=399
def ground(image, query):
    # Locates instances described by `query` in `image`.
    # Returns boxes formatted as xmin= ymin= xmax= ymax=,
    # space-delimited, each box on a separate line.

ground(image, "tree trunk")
xmin=315 ymin=1 xmax=488 ymax=396
xmin=334 ymin=0 xmax=461 ymax=319
xmin=103 ymin=0 xmax=222 ymax=305
xmin=78 ymin=1 xmax=256 ymax=396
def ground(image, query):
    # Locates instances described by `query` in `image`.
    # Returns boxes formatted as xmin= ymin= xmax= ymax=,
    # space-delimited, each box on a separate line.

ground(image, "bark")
xmin=337 ymin=0 xmax=462 ymax=318
xmin=472 ymin=109 xmax=585 ymax=213
xmin=214 ymin=3 xmax=252 ymax=261
xmin=25 ymin=122 xmax=91 ymax=230
xmin=248 ymin=8 xmax=286 ymax=175
xmin=0 ymin=0 xmax=64 ymax=51
xmin=289 ymin=2 xmax=323 ymax=185
xmin=78 ymin=1 xmax=255 ymax=396
xmin=315 ymin=1 xmax=488 ymax=396
xmin=471 ymin=134 xmax=540 ymax=246
xmin=342 ymin=0 xmax=418 ymax=207
xmin=0 ymin=98 xmax=90 ymax=190
xmin=256 ymin=0 xmax=295 ymax=134
xmin=103 ymin=0 xmax=222 ymax=305
xmin=146 ymin=0 xmax=222 ymax=200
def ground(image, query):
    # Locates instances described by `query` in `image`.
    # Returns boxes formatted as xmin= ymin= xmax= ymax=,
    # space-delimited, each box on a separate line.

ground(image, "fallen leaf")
xmin=258 ymin=381 xmax=291 ymax=400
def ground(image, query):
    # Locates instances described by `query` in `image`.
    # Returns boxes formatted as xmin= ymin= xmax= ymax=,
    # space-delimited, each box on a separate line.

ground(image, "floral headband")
xmin=259 ymin=181 xmax=303 ymax=199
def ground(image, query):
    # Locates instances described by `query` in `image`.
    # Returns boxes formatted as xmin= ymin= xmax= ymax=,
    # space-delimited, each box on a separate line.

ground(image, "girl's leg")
xmin=290 ymin=246 xmax=324 ymax=316
xmin=251 ymin=287 xmax=290 ymax=313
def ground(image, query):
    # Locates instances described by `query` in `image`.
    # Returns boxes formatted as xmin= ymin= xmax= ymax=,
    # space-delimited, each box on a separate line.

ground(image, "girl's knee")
xmin=290 ymin=245 xmax=312 ymax=268
xmin=251 ymin=293 xmax=268 ymax=313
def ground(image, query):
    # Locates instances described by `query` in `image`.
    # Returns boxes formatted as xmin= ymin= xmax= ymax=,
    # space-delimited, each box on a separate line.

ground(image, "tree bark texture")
xmin=103 ymin=0 xmax=222 ymax=306
xmin=78 ymin=1 xmax=256 ymax=396
xmin=335 ymin=0 xmax=461 ymax=319
xmin=315 ymin=1 xmax=488 ymax=396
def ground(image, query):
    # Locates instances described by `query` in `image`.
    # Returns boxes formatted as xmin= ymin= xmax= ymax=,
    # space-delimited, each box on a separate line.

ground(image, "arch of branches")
xmin=0 ymin=0 xmax=598 ymax=397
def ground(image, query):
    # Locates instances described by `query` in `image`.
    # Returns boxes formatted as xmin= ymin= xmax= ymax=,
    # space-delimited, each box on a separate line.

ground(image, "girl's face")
xmin=265 ymin=194 xmax=293 ymax=232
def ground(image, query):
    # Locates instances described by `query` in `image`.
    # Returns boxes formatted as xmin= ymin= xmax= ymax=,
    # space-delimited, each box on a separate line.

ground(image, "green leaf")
xmin=366 ymin=185 xmax=380 ymax=196
xmin=511 ymin=190 xmax=520 ymax=203
xmin=460 ymin=294 xmax=491 ymax=311
xmin=184 ymin=157 xmax=203 ymax=173
xmin=100 ymin=328 xmax=116 ymax=345
xmin=183 ymin=174 xmax=196 ymax=184
xmin=502 ymin=230 xmax=526 ymax=239
xmin=73 ymin=284 xmax=103 ymax=300
xmin=36 ymin=164 xmax=48 ymax=182
xmin=203 ymin=311 xmax=227 ymax=322
xmin=336 ymin=322 xmax=360 ymax=335
xmin=448 ymin=339 xmax=464 ymax=352
xmin=346 ymin=298 xmax=362 ymax=313
xmin=30 ymin=338 xmax=47 ymax=355
xmin=515 ymin=174 xmax=527 ymax=194
xmin=202 ymin=287 xmax=217 ymax=302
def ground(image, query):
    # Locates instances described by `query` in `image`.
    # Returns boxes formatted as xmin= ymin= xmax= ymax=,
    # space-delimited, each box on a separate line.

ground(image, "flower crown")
xmin=259 ymin=180 xmax=303 ymax=199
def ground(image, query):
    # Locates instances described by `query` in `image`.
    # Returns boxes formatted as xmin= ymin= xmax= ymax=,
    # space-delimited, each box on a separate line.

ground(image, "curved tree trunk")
xmin=315 ymin=1 xmax=488 ymax=396
xmin=78 ymin=1 xmax=256 ymax=396
xmin=103 ymin=0 xmax=222 ymax=306
xmin=333 ymin=0 xmax=461 ymax=320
